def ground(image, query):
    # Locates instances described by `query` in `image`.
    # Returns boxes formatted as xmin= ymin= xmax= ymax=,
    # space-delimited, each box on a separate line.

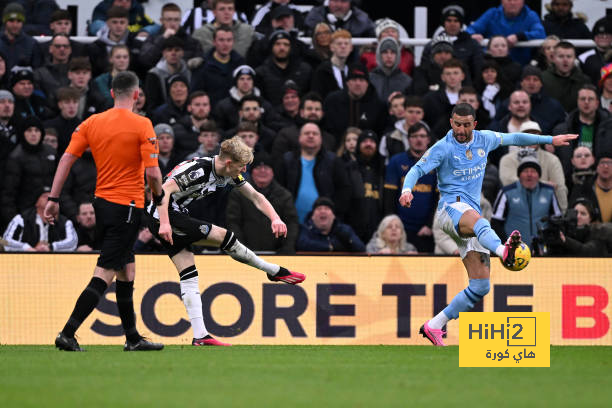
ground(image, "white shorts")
xmin=435 ymin=201 xmax=488 ymax=259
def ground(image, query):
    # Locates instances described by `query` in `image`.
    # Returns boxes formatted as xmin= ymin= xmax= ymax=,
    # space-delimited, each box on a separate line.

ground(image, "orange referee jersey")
xmin=65 ymin=108 xmax=159 ymax=208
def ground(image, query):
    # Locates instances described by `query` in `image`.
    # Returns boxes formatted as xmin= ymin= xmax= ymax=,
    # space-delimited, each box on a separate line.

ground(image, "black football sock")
xmin=62 ymin=277 xmax=108 ymax=338
xmin=116 ymin=280 xmax=141 ymax=343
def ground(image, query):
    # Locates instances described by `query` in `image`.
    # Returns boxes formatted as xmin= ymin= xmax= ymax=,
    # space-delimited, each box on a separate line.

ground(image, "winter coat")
xmin=421 ymin=31 xmax=484 ymax=81
xmin=323 ymin=86 xmax=387 ymax=140
xmin=190 ymin=48 xmax=245 ymax=106
xmin=226 ymin=179 xmax=299 ymax=254
xmin=541 ymin=65 xmax=592 ymax=113
xmin=2 ymin=207 xmax=77 ymax=252
xmin=297 ymin=218 xmax=365 ymax=252
xmin=59 ymin=151 xmax=97 ymax=220
xmin=0 ymin=30 xmax=43 ymax=71
xmin=255 ymin=55 xmax=312 ymax=107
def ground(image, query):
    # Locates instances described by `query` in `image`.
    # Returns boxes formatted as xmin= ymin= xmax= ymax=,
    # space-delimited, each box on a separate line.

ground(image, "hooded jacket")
xmin=369 ymin=37 xmax=412 ymax=102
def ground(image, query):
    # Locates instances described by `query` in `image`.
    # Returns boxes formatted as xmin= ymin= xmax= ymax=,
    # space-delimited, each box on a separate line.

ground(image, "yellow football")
xmin=502 ymin=243 xmax=531 ymax=271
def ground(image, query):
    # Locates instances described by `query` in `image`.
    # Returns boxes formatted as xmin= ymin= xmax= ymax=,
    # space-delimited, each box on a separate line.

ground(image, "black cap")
xmin=441 ymin=5 xmax=465 ymax=24
xmin=271 ymin=5 xmax=292 ymax=20
xmin=166 ymin=74 xmax=189 ymax=89
xmin=252 ymin=151 xmax=273 ymax=169
xmin=358 ymin=129 xmax=378 ymax=145
xmin=347 ymin=63 xmax=369 ymax=81
xmin=521 ymin=65 xmax=542 ymax=81
xmin=592 ymin=16 xmax=612 ymax=37
xmin=312 ymin=196 xmax=335 ymax=214
xmin=268 ymin=29 xmax=291 ymax=49
xmin=10 ymin=66 xmax=34 ymax=88
xmin=517 ymin=154 xmax=542 ymax=177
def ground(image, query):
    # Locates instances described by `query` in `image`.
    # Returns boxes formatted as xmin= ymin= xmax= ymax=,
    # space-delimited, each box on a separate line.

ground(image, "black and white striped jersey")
xmin=148 ymin=157 xmax=246 ymax=219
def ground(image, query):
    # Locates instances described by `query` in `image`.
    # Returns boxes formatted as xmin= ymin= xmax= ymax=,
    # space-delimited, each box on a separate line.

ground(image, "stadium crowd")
xmin=1 ymin=0 xmax=612 ymax=256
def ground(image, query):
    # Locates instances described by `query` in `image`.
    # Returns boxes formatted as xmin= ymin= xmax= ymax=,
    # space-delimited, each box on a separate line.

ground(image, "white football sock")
xmin=225 ymin=239 xmax=280 ymax=275
xmin=428 ymin=310 xmax=450 ymax=330
xmin=180 ymin=275 xmax=208 ymax=339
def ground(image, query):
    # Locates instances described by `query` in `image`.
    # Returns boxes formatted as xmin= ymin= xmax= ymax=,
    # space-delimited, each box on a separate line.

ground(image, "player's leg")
xmin=55 ymin=266 xmax=115 ymax=351
xmin=458 ymin=209 xmax=522 ymax=267
xmin=170 ymin=249 xmax=230 ymax=346
xmin=195 ymin=224 xmax=305 ymax=284
xmin=422 ymin=250 xmax=491 ymax=346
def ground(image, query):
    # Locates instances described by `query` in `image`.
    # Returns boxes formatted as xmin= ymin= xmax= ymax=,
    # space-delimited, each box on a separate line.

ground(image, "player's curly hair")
xmin=219 ymin=135 xmax=253 ymax=164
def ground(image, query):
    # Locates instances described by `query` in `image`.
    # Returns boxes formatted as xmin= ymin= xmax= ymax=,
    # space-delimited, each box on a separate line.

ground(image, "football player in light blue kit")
xmin=399 ymin=103 xmax=577 ymax=346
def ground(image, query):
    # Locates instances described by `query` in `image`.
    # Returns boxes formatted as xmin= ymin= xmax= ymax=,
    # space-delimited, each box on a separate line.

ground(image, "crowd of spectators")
xmin=1 ymin=0 xmax=612 ymax=256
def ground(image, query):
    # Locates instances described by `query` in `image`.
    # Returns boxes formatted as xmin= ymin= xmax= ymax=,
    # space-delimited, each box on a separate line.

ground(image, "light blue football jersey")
xmin=402 ymin=130 xmax=553 ymax=214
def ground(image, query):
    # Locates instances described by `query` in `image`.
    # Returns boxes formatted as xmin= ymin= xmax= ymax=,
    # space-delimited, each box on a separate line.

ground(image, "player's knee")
xmin=469 ymin=278 xmax=490 ymax=297
xmin=220 ymin=229 xmax=236 ymax=251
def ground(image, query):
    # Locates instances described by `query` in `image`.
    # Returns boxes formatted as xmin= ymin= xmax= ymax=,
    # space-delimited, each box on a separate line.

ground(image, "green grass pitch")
xmin=1 ymin=345 xmax=610 ymax=407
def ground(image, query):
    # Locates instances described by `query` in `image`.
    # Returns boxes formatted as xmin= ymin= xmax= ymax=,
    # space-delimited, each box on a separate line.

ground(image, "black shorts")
xmin=94 ymin=197 xmax=142 ymax=270
xmin=147 ymin=209 xmax=213 ymax=258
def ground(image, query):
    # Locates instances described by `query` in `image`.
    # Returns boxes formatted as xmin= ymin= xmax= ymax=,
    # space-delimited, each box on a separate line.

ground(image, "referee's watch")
xmin=48 ymin=197 xmax=59 ymax=203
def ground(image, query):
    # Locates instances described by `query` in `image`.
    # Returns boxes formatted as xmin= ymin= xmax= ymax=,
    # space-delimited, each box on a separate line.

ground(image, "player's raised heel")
xmin=419 ymin=321 xmax=447 ymax=346
xmin=55 ymin=332 xmax=84 ymax=351
xmin=124 ymin=337 xmax=164 ymax=351
xmin=192 ymin=335 xmax=231 ymax=346
xmin=502 ymin=230 xmax=523 ymax=268
xmin=267 ymin=268 xmax=305 ymax=284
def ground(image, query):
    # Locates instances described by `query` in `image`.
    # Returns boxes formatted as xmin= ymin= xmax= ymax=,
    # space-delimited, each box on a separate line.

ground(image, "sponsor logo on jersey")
xmin=466 ymin=150 xmax=473 ymax=160
xmin=188 ymin=168 xmax=205 ymax=180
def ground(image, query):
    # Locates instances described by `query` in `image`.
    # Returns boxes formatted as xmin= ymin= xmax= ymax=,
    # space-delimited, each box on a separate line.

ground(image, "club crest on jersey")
xmin=199 ymin=224 xmax=210 ymax=235
xmin=478 ymin=148 xmax=486 ymax=157
xmin=466 ymin=150 xmax=473 ymax=160
xmin=189 ymin=168 xmax=204 ymax=180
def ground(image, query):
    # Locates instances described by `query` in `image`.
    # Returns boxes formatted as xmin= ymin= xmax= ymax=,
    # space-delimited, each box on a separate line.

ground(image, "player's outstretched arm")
xmin=156 ymin=178 xmax=180 ymax=244
xmin=44 ymin=153 xmax=79 ymax=224
xmin=238 ymin=182 xmax=287 ymax=238
xmin=551 ymin=134 xmax=579 ymax=146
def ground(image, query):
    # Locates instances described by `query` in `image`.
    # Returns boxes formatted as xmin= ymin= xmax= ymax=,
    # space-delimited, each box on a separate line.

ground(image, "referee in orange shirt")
xmin=44 ymin=71 xmax=167 ymax=351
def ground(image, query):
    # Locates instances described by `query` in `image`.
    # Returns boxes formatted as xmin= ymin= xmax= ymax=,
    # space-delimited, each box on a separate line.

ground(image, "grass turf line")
xmin=1 ymin=345 xmax=610 ymax=408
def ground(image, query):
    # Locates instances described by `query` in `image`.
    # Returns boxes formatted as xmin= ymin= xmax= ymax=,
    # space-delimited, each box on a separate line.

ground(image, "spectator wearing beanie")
xmin=323 ymin=63 xmax=387 ymax=140
xmin=11 ymin=66 xmax=53 ymax=121
xmin=1 ymin=115 xmax=56 ymax=226
xmin=150 ymin=74 xmax=190 ymax=125
xmin=255 ymin=28 xmax=312 ymax=107
xmin=212 ymin=64 xmax=278 ymax=132
xmin=422 ymin=5 xmax=484 ymax=82
xmin=0 ymin=2 xmax=43 ymax=71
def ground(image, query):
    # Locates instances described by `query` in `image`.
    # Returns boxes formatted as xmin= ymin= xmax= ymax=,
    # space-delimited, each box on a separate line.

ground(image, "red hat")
xmin=600 ymin=63 xmax=612 ymax=88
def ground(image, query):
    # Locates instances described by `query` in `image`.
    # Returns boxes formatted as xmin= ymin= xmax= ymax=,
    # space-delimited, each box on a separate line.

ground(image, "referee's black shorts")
xmin=147 ymin=209 xmax=213 ymax=258
xmin=93 ymin=197 xmax=142 ymax=270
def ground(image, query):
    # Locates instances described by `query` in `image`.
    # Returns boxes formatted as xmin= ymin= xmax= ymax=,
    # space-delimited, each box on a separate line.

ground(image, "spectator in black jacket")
xmin=74 ymin=202 xmax=102 ymax=252
xmin=44 ymin=87 xmax=81 ymax=159
xmin=310 ymin=29 xmax=352 ymax=100
xmin=171 ymin=90 xmax=212 ymax=159
xmin=86 ymin=6 xmax=143 ymax=78
xmin=296 ymin=196 xmax=365 ymax=253
xmin=1 ymin=116 xmax=55 ymax=226
xmin=276 ymin=122 xmax=351 ymax=223
xmin=484 ymin=35 xmax=522 ymax=86
xmin=542 ymin=0 xmax=590 ymax=41
xmin=569 ymin=152 xmax=612 ymax=224
xmin=421 ymin=5 xmax=483 ymax=82
xmin=139 ymin=2 xmax=203 ymax=70
xmin=271 ymin=91 xmax=336 ymax=160
xmin=190 ymin=24 xmax=244 ymax=107
xmin=255 ymin=29 xmax=311 ymax=107
xmin=150 ymin=73 xmax=189 ymax=125
xmin=65 ymin=57 xmax=108 ymax=120
xmin=154 ymin=123 xmax=183 ymax=176
xmin=226 ymin=151 xmax=299 ymax=254
xmin=223 ymin=95 xmax=276 ymax=152
xmin=411 ymin=37 xmax=454 ymax=96
xmin=323 ymin=63 xmax=387 ymax=141
xmin=0 ymin=2 xmax=43 ymax=70
xmin=423 ymin=58 xmax=465 ymax=127
xmin=578 ymin=16 xmax=612 ymax=85
xmin=10 ymin=66 xmax=53 ymax=121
